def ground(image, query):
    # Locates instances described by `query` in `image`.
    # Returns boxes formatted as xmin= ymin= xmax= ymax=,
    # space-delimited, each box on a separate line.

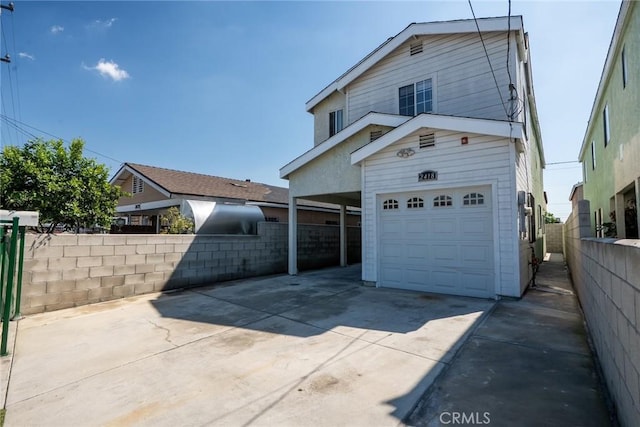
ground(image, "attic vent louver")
xmin=419 ymin=133 xmax=435 ymax=148
xmin=410 ymin=41 xmax=423 ymax=56
xmin=370 ymin=130 xmax=383 ymax=142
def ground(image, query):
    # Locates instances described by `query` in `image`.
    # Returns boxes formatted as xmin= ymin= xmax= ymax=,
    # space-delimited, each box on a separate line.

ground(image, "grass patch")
xmin=0 ymin=408 xmax=5 ymax=426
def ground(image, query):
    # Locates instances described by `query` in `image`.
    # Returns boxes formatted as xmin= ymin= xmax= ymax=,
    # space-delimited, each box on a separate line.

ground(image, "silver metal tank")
xmin=181 ymin=200 xmax=264 ymax=235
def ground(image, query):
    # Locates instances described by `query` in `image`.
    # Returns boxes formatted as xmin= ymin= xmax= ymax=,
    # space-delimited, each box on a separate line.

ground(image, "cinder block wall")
xmin=21 ymin=223 xmax=361 ymax=315
xmin=545 ymin=223 xmax=563 ymax=253
xmin=565 ymin=200 xmax=640 ymax=427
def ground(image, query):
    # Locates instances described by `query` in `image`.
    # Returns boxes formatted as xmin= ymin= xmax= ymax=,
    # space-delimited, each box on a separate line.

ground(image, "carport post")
xmin=340 ymin=205 xmax=347 ymax=267
xmin=288 ymin=196 xmax=298 ymax=275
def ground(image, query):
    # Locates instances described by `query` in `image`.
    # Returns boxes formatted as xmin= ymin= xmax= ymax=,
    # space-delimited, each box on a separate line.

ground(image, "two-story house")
xmin=280 ymin=16 xmax=545 ymax=298
xmin=577 ymin=0 xmax=639 ymax=239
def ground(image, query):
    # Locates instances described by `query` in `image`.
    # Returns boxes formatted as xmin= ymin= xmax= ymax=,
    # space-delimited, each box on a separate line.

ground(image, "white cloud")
xmin=50 ymin=25 xmax=64 ymax=34
xmin=18 ymin=52 xmax=35 ymax=60
xmin=83 ymin=59 xmax=130 ymax=82
xmin=88 ymin=18 xmax=117 ymax=30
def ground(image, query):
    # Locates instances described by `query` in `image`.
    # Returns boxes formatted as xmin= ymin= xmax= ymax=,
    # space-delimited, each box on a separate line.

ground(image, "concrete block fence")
xmin=564 ymin=200 xmax=640 ymax=427
xmin=21 ymin=223 xmax=361 ymax=315
xmin=545 ymin=223 xmax=563 ymax=253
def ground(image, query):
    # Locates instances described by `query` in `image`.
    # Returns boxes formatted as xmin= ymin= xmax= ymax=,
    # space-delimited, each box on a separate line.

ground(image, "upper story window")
xmin=407 ymin=197 xmax=424 ymax=208
xmin=591 ymin=141 xmax=596 ymax=170
xmin=603 ymin=104 xmax=610 ymax=147
xmin=132 ymin=175 xmax=144 ymax=194
xmin=622 ymin=46 xmax=627 ymax=89
xmin=399 ymin=79 xmax=432 ymax=116
xmin=463 ymin=193 xmax=484 ymax=206
xmin=383 ymin=199 xmax=399 ymax=210
xmin=329 ymin=109 xmax=344 ymax=137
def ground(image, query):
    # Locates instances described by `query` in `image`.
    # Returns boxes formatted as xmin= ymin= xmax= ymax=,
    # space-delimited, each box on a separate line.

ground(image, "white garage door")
xmin=378 ymin=186 xmax=494 ymax=298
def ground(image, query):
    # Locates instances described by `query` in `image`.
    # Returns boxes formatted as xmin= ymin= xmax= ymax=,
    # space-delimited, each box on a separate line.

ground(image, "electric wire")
xmin=0 ymin=115 xmax=38 ymax=140
xmin=546 ymin=160 xmax=579 ymax=165
xmin=10 ymin=12 xmax=22 ymax=124
xmin=0 ymin=114 xmax=124 ymax=164
xmin=468 ymin=0 xmax=509 ymax=119
xmin=0 ymin=10 xmax=19 ymax=144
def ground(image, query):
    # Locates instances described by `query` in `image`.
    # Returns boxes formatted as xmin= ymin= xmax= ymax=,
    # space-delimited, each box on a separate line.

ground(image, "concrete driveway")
xmin=4 ymin=265 xmax=494 ymax=426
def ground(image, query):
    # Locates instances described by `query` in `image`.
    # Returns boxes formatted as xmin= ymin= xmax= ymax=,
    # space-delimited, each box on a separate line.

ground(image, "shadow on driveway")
xmin=6 ymin=265 xmax=495 ymax=427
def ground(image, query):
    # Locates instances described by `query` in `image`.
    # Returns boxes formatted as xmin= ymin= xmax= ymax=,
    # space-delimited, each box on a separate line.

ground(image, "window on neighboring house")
xmin=383 ymin=199 xmax=399 ymax=210
xmin=399 ymin=79 xmax=432 ymax=116
xmin=538 ymin=205 xmax=542 ymax=230
xmin=583 ymin=162 xmax=587 ymax=183
xmin=528 ymin=193 xmax=536 ymax=243
xmin=591 ymin=141 xmax=596 ymax=170
xmin=622 ymin=46 xmax=627 ymax=89
xmin=407 ymin=197 xmax=424 ymax=208
xmin=329 ymin=109 xmax=343 ymax=137
xmin=603 ymin=104 xmax=610 ymax=147
xmin=132 ymin=175 xmax=144 ymax=194
xmin=433 ymin=195 xmax=452 ymax=207
xmin=264 ymin=217 xmax=279 ymax=222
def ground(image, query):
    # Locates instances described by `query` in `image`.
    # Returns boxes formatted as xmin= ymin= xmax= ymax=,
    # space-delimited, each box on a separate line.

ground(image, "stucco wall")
xmin=580 ymin=1 xmax=640 ymax=232
xmin=289 ymin=130 xmax=368 ymax=199
xmin=312 ymin=90 xmax=346 ymax=146
xmin=564 ymin=200 xmax=640 ymax=427
xmin=21 ymin=224 xmax=361 ymax=315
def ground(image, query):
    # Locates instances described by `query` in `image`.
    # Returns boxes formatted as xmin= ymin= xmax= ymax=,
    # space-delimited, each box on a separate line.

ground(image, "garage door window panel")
xmin=433 ymin=195 xmax=453 ymax=207
xmin=383 ymin=199 xmax=399 ymax=210
xmin=407 ymin=197 xmax=424 ymax=208
xmin=463 ymin=193 xmax=484 ymax=206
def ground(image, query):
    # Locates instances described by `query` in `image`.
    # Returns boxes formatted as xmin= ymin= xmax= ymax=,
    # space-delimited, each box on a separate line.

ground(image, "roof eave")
xmin=280 ymin=112 xmax=410 ymax=179
xmin=351 ymin=114 xmax=524 ymax=165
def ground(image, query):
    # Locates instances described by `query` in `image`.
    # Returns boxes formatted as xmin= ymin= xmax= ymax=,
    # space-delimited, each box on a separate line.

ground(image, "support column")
xmin=340 ymin=205 xmax=347 ymax=267
xmin=288 ymin=196 xmax=298 ymax=275
xmin=615 ymin=192 xmax=626 ymax=238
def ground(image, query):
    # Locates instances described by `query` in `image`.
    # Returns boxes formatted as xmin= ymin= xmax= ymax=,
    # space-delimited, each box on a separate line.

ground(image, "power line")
xmin=0 ymin=114 xmax=124 ymax=164
xmin=0 ymin=115 xmax=38 ymax=140
xmin=468 ymin=0 xmax=509 ymax=119
xmin=9 ymin=11 xmax=21 ymax=123
xmin=546 ymin=160 xmax=579 ymax=165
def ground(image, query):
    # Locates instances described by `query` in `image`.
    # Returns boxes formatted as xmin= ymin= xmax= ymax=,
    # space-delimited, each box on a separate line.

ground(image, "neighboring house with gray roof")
xmin=110 ymin=163 xmax=359 ymax=232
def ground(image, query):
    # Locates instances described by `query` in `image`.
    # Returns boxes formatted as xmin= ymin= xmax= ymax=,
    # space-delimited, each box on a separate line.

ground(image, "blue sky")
xmin=0 ymin=1 xmax=622 ymax=220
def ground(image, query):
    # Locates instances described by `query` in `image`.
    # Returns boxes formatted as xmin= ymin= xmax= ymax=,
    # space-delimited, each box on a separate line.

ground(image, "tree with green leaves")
xmin=0 ymin=138 xmax=126 ymax=233
xmin=544 ymin=211 xmax=561 ymax=224
xmin=160 ymin=207 xmax=194 ymax=234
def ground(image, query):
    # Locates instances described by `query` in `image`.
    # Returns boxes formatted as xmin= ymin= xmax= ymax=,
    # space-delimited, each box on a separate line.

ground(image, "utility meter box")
xmin=0 ymin=210 xmax=40 ymax=227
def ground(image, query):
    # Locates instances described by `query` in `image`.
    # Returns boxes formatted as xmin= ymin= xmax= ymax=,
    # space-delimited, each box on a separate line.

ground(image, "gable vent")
xmin=370 ymin=130 xmax=383 ymax=142
xmin=132 ymin=175 xmax=144 ymax=194
xmin=410 ymin=41 xmax=423 ymax=56
xmin=419 ymin=133 xmax=435 ymax=148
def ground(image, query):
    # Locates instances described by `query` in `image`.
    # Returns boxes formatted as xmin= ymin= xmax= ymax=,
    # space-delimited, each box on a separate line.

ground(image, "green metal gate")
xmin=0 ymin=217 xmax=26 ymax=356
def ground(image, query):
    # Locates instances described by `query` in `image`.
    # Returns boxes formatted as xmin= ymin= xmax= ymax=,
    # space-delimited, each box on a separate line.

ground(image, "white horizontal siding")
xmin=347 ymin=32 xmax=513 ymax=125
xmin=361 ymin=129 xmax=520 ymax=296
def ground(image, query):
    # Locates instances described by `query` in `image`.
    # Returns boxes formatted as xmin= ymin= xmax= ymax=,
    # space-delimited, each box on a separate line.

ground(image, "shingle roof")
xmin=124 ymin=163 xmax=290 ymax=204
